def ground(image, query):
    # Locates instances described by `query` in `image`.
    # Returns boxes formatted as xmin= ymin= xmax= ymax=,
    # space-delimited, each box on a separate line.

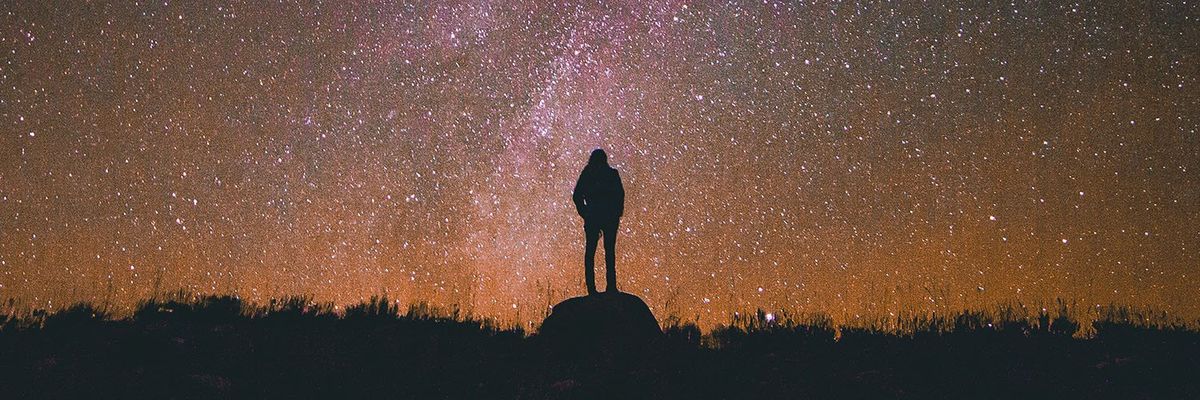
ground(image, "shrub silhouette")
xmin=134 ymin=292 xmax=245 ymax=325
xmin=0 ymin=294 xmax=1196 ymax=399
xmin=343 ymin=295 xmax=399 ymax=321
xmin=41 ymin=303 xmax=109 ymax=330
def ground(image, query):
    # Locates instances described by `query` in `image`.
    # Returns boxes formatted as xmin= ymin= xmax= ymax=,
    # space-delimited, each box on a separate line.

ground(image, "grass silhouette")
xmin=1 ymin=293 xmax=1196 ymax=399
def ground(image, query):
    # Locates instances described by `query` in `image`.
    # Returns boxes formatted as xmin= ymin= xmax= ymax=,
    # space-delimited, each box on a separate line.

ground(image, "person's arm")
xmin=615 ymin=170 xmax=624 ymax=218
xmin=572 ymin=169 xmax=587 ymax=218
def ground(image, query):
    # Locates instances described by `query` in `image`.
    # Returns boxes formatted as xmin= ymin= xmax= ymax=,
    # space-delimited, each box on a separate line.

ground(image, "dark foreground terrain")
xmin=1 ymin=295 xmax=1196 ymax=399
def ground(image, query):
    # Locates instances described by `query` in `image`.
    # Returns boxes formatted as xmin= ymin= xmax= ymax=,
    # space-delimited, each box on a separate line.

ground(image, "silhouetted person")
xmin=573 ymin=149 xmax=624 ymax=295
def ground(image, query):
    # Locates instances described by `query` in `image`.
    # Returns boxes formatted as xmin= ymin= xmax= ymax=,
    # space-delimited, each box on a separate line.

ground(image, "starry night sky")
xmin=1 ymin=1 xmax=1197 ymax=328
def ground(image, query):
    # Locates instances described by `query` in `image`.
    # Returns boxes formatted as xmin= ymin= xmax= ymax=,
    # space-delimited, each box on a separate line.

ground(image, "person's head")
xmin=588 ymin=148 xmax=608 ymax=167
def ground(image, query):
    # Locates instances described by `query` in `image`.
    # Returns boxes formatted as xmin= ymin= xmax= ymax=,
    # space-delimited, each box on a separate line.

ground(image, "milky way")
xmin=1 ymin=1 xmax=1197 ymax=328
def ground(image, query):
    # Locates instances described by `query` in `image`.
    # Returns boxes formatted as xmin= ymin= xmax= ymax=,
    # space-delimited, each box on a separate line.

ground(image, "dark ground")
xmin=1 ymin=296 xmax=1197 ymax=399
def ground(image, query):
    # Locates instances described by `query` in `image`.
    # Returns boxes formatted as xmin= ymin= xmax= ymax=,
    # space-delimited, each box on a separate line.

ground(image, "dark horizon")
xmin=3 ymin=292 xmax=1198 ymax=399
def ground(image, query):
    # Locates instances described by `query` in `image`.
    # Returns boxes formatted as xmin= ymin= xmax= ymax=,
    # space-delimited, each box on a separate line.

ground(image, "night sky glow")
xmin=1 ymin=1 xmax=1197 ymax=328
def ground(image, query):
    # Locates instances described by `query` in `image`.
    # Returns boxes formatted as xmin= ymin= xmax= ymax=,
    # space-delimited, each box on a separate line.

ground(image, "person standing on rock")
xmin=572 ymin=148 xmax=625 ymax=295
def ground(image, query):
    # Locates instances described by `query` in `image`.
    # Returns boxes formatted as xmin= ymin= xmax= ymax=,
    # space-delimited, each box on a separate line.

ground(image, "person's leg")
xmin=584 ymin=223 xmax=600 ymax=295
xmin=603 ymin=220 xmax=618 ymax=292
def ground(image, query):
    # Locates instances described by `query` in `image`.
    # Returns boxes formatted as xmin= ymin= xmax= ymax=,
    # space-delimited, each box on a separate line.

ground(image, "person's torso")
xmin=582 ymin=167 xmax=620 ymax=217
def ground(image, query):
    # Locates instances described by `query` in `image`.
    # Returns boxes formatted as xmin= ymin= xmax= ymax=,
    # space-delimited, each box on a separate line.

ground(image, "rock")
xmin=537 ymin=291 xmax=663 ymax=356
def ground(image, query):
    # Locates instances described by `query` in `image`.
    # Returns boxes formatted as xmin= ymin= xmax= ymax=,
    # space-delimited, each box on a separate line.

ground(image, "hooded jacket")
xmin=572 ymin=150 xmax=624 ymax=223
